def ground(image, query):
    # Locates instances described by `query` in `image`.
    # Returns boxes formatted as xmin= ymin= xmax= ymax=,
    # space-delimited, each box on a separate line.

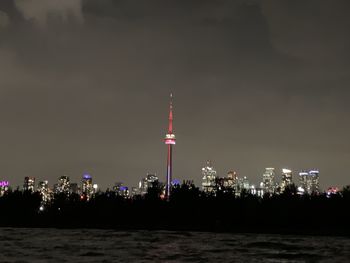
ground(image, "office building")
xmin=299 ymin=170 xmax=320 ymax=195
xmin=139 ymin=173 xmax=159 ymax=195
xmin=37 ymin=180 xmax=51 ymax=203
xmin=262 ymin=168 xmax=276 ymax=194
xmin=55 ymin=175 xmax=70 ymax=195
xmin=23 ymin=177 xmax=35 ymax=192
xmin=280 ymin=168 xmax=293 ymax=192
xmin=82 ymin=174 xmax=94 ymax=199
xmin=201 ymin=160 xmax=217 ymax=193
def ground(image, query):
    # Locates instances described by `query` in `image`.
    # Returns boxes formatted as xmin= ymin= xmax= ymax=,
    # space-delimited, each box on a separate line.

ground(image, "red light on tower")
xmin=165 ymin=93 xmax=176 ymax=198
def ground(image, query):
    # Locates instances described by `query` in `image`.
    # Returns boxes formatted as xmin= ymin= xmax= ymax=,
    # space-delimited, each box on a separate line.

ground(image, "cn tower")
xmin=164 ymin=93 xmax=176 ymax=198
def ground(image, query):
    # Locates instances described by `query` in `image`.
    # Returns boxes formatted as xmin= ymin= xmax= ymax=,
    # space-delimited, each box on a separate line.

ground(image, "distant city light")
xmin=171 ymin=179 xmax=180 ymax=186
xmin=309 ymin=170 xmax=320 ymax=174
xmin=0 ymin=181 xmax=9 ymax=187
xmin=282 ymin=169 xmax=292 ymax=174
xmin=83 ymin=174 xmax=92 ymax=179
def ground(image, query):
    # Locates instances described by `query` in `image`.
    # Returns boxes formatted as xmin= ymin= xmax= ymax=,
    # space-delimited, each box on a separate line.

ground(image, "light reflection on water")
xmin=0 ymin=228 xmax=349 ymax=262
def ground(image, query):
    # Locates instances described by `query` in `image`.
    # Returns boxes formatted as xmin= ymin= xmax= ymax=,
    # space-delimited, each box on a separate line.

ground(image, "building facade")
xmin=262 ymin=168 xmax=276 ymax=194
xmin=280 ymin=168 xmax=293 ymax=192
xmin=299 ymin=170 xmax=320 ymax=194
xmin=23 ymin=177 xmax=35 ymax=192
xmin=55 ymin=176 xmax=70 ymax=195
xmin=37 ymin=180 xmax=51 ymax=203
xmin=139 ymin=173 xmax=159 ymax=195
xmin=82 ymin=174 xmax=94 ymax=200
xmin=201 ymin=160 xmax=217 ymax=193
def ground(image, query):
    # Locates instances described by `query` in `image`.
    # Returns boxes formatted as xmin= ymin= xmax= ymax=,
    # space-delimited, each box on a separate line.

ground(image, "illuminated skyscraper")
xmin=216 ymin=171 xmax=238 ymax=192
xmin=309 ymin=170 xmax=320 ymax=193
xmin=139 ymin=173 xmax=159 ymax=195
xmin=226 ymin=171 xmax=238 ymax=190
xmin=114 ymin=182 xmax=129 ymax=197
xmin=23 ymin=177 xmax=35 ymax=192
xmin=280 ymin=168 xmax=293 ymax=192
xmin=201 ymin=160 xmax=217 ymax=193
xmin=37 ymin=180 xmax=51 ymax=203
xmin=298 ymin=171 xmax=308 ymax=194
xmin=238 ymin=176 xmax=250 ymax=192
xmin=164 ymin=94 xmax=176 ymax=199
xmin=55 ymin=175 xmax=70 ymax=195
xmin=299 ymin=170 xmax=320 ymax=195
xmin=262 ymin=168 xmax=276 ymax=194
xmin=82 ymin=174 xmax=93 ymax=199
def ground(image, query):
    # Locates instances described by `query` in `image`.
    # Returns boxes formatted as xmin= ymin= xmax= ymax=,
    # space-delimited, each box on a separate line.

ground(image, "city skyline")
xmin=0 ymin=1 xmax=350 ymax=190
xmin=0 ymin=164 xmax=325 ymax=193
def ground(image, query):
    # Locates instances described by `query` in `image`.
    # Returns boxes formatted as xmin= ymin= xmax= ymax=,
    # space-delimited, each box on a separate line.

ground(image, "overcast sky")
xmin=0 ymin=0 xmax=350 ymax=190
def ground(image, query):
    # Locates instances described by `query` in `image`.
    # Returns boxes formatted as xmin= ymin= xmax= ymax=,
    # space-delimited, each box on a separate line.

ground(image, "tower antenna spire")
xmin=165 ymin=93 xmax=176 ymax=199
xmin=168 ymin=93 xmax=173 ymax=134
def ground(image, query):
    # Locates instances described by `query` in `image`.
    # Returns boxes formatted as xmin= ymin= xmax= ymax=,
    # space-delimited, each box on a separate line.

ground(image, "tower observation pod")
xmin=165 ymin=93 xmax=176 ymax=199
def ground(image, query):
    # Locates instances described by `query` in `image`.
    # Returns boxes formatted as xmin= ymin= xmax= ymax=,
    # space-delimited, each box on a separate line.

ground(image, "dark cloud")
xmin=0 ymin=0 xmax=349 ymax=190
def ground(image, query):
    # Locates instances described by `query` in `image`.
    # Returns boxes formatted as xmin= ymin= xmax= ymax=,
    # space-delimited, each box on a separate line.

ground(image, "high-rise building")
xmin=299 ymin=170 xmax=319 ymax=195
xmin=23 ymin=177 xmax=35 ymax=192
xmin=227 ymin=171 xmax=238 ymax=190
xmin=37 ymin=181 xmax=51 ymax=203
xmin=216 ymin=171 xmax=238 ymax=192
xmin=114 ymin=183 xmax=129 ymax=197
xmin=262 ymin=168 xmax=276 ymax=194
xmin=131 ymin=187 xmax=140 ymax=196
xmin=55 ymin=175 xmax=70 ymax=195
xmin=280 ymin=168 xmax=293 ymax=192
xmin=298 ymin=171 xmax=308 ymax=194
xmin=238 ymin=176 xmax=250 ymax=193
xmin=201 ymin=160 xmax=217 ymax=193
xmin=309 ymin=170 xmax=320 ymax=193
xmin=82 ymin=174 xmax=94 ymax=199
xmin=139 ymin=173 xmax=159 ymax=195
xmin=164 ymin=93 xmax=176 ymax=199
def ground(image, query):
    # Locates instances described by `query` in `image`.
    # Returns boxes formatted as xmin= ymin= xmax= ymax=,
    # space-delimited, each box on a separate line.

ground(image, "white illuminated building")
xmin=262 ymin=168 xmax=276 ymax=194
xmin=299 ymin=170 xmax=320 ymax=195
xmin=82 ymin=174 xmax=94 ymax=200
xmin=139 ymin=173 xmax=159 ymax=195
xmin=23 ymin=177 xmax=35 ymax=192
xmin=55 ymin=176 xmax=70 ymax=195
xmin=201 ymin=160 xmax=217 ymax=193
xmin=238 ymin=176 xmax=250 ymax=192
xmin=280 ymin=168 xmax=293 ymax=192
xmin=37 ymin=181 xmax=52 ymax=203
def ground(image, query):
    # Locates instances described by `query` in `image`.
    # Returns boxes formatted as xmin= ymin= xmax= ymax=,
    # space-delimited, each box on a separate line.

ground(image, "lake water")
xmin=0 ymin=228 xmax=349 ymax=262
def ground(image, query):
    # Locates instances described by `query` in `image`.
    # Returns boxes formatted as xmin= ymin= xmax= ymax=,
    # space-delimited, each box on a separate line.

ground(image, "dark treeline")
xmin=1 ymin=183 xmax=350 ymax=236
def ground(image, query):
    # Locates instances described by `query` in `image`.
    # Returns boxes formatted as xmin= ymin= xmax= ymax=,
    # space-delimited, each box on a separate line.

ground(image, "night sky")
xmin=0 ymin=0 xmax=349 ymax=190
